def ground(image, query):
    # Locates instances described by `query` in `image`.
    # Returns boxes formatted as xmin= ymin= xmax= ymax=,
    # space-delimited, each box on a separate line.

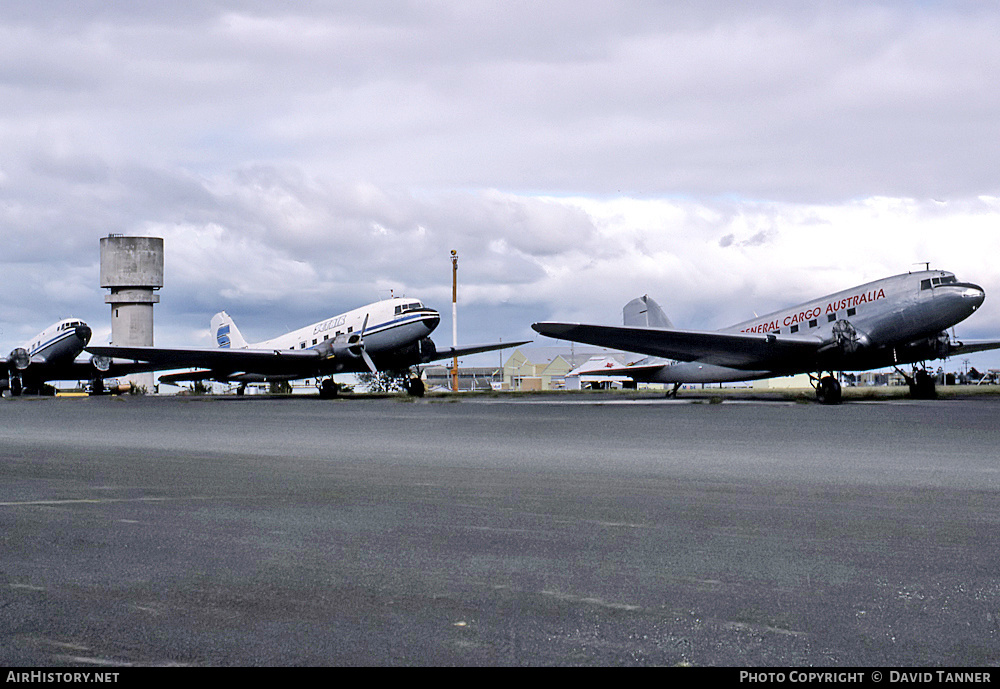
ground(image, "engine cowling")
xmin=418 ymin=338 xmax=436 ymax=360
xmin=8 ymin=348 xmax=30 ymax=371
xmin=323 ymin=340 xmax=365 ymax=361
xmin=831 ymin=319 xmax=870 ymax=354
xmin=90 ymin=354 xmax=112 ymax=373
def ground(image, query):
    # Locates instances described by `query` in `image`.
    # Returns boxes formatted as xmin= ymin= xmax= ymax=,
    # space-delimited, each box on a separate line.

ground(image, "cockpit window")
xmin=395 ymin=301 xmax=424 ymax=315
xmin=922 ymin=275 xmax=958 ymax=291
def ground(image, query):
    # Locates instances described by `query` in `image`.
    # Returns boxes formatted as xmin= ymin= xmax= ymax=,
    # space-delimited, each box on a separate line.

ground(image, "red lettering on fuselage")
xmin=741 ymin=287 xmax=885 ymax=334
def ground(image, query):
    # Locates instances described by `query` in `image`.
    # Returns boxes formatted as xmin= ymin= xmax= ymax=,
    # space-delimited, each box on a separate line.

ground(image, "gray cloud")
xmin=2 ymin=2 xmax=1000 ymax=369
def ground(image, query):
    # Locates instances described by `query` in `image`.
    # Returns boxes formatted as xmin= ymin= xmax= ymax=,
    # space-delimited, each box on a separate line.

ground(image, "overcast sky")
xmin=3 ymin=1 xmax=1000 ymax=371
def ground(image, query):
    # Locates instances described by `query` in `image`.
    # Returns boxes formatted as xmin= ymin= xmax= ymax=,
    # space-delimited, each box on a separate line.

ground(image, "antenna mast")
xmin=451 ymin=250 xmax=459 ymax=392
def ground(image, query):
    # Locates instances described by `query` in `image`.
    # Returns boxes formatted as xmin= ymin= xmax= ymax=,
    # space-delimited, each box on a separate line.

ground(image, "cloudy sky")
xmin=3 ymin=1 xmax=1000 ymax=371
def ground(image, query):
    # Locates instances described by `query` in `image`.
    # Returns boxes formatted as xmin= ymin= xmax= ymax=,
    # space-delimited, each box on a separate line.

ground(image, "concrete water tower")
xmin=100 ymin=235 xmax=163 ymax=391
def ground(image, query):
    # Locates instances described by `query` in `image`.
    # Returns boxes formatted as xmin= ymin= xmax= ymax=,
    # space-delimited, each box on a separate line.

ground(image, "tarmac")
xmin=2 ymin=392 xmax=999 ymax=666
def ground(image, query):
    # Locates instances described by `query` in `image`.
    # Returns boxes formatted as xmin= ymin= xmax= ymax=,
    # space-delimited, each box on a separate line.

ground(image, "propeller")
xmin=346 ymin=314 xmax=377 ymax=373
xmin=358 ymin=314 xmax=377 ymax=373
xmin=325 ymin=314 xmax=378 ymax=373
xmin=9 ymin=347 xmax=30 ymax=371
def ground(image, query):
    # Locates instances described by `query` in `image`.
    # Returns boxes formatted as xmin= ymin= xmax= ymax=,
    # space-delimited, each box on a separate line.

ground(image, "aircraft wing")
xmin=86 ymin=345 xmax=322 ymax=375
xmin=531 ymin=322 xmax=822 ymax=370
xmin=421 ymin=340 xmax=532 ymax=364
xmin=61 ymin=358 xmax=159 ymax=379
xmin=950 ymin=339 xmax=1000 ymax=357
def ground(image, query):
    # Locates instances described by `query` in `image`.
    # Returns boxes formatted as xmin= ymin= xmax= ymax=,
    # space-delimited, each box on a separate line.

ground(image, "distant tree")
xmin=357 ymin=370 xmax=408 ymax=393
xmin=269 ymin=380 xmax=292 ymax=394
xmin=189 ymin=380 xmax=209 ymax=395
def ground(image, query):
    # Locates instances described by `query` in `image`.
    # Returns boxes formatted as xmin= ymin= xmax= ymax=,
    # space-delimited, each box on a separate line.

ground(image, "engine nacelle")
xmin=324 ymin=340 xmax=365 ymax=360
xmin=9 ymin=348 xmax=30 ymax=371
xmin=90 ymin=354 xmax=112 ymax=373
xmin=930 ymin=331 xmax=952 ymax=358
xmin=418 ymin=338 xmax=436 ymax=360
xmin=831 ymin=319 xmax=871 ymax=354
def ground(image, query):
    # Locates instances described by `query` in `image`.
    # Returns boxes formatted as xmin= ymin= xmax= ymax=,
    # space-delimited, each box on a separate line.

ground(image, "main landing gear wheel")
xmin=909 ymin=370 xmax=938 ymax=400
xmin=319 ymin=379 xmax=339 ymax=399
xmin=406 ymin=377 xmax=425 ymax=397
xmin=816 ymin=375 xmax=842 ymax=405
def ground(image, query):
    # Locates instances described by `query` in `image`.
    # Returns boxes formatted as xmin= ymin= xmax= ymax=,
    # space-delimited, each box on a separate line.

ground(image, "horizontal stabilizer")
xmin=158 ymin=370 xmax=216 ymax=384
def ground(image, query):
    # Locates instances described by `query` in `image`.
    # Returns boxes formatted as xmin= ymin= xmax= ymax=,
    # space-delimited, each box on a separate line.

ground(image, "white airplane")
xmin=87 ymin=296 xmax=528 ymax=397
xmin=532 ymin=269 xmax=1000 ymax=404
xmin=2 ymin=318 xmax=147 ymax=396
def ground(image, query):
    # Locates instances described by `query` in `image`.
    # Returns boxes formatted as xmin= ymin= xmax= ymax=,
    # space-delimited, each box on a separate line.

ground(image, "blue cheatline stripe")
xmin=366 ymin=312 xmax=438 ymax=336
xmin=29 ymin=330 xmax=78 ymax=356
xmin=304 ymin=312 xmax=438 ymax=351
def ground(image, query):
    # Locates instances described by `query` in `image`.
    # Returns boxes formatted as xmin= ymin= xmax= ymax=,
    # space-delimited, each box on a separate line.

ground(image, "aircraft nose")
xmin=962 ymin=283 xmax=985 ymax=310
xmin=76 ymin=324 xmax=92 ymax=345
xmin=426 ymin=309 xmax=441 ymax=332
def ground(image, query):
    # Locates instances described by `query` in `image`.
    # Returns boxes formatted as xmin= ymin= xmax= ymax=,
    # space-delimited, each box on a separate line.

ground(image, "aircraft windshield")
xmin=394 ymin=301 xmax=424 ymax=315
xmin=921 ymin=275 xmax=958 ymax=290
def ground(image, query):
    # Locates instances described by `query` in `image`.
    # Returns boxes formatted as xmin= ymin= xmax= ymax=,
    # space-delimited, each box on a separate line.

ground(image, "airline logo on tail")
xmin=217 ymin=324 xmax=231 ymax=348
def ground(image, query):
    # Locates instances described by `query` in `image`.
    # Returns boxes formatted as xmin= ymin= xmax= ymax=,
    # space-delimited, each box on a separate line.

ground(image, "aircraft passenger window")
xmin=921 ymin=279 xmax=932 ymax=290
xmin=790 ymin=325 xmax=799 ymax=333
xmin=300 ymin=343 xmax=306 ymax=349
xmin=828 ymin=313 xmax=837 ymax=322
xmin=771 ymin=330 xmax=779 ymax=335
xmin=312 ymin=339 xmax=317 ymax=345
xmin=348 ymin=327 xmax=353 ymax=333
xmin=809 ymin=319 xmax=818 ymax=328
xmin=847 ymin=308 xmax=856 ymax=317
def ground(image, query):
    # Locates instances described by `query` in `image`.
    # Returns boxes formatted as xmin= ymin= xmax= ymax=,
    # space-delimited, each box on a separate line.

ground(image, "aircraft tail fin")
xmin=623 ymin=295 xmax=673 ymax=329
xmin=211 ymin=311 xmax=248 ymax=349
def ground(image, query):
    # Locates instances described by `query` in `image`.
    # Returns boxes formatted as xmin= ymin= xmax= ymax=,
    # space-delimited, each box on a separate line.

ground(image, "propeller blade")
xmin=361 ymin=349 xmax=377 ymax=373
xmin=358 ymin=313 xmax=375 ymax=371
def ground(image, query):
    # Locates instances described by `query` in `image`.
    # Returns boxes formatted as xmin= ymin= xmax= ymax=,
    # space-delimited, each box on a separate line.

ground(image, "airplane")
xmin=531 ymin=269 xmax=1000 ymax=404
xmin=87 ymin=296 xmax=529 ymax=397
xmin=2 ymin=318 xmax=148 ymax=396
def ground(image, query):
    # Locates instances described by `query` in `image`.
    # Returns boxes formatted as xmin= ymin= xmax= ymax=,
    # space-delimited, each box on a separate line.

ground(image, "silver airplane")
xmin=532 ymin=269 xmax=1000 ymax=404
xmin=2 ymin=318 xmax=149 ymax=396
xmin=87 ymin=296 xmax=528 ymax=397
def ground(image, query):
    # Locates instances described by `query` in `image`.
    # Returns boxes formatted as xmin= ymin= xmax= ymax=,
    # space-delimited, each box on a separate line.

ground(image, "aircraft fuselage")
xmin=627 ymin=270 xmax=985 ymax=384
xmin=3 ymin=319 xmax=93 ymax=394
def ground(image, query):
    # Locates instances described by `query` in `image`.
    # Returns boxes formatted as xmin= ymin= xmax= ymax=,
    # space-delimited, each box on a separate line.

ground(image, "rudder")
xmin=211 ymin=311 xmax=248 ymax=349
xmin=623 ymin=295 xmax=674 ymax=329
